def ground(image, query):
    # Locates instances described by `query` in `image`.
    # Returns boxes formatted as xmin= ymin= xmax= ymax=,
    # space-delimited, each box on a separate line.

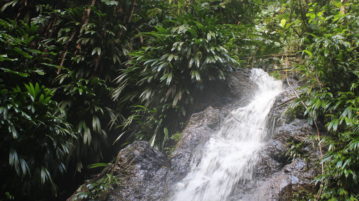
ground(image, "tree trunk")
xmin=340 ymin=0 xmax=347 ymax=14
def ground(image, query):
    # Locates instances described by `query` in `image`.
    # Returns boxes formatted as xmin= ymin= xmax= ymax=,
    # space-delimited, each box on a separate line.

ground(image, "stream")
xmin=169 ymin=69 xmax=283 ymax=201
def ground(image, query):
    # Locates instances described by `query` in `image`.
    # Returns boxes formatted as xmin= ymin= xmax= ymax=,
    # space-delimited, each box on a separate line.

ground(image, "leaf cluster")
xmin=277 ymin=0 xmax=359 ymax=199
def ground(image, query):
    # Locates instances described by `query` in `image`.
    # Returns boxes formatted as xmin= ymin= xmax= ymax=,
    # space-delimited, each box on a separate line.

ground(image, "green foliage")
xmin=0 ymin=1 xmax=126 ymax=199
xmin=113 ymin=17 xmax=238 ymax=104
xmin=57 ymin=71 xmax=115 ymax=172
xmin=291 ymin=187 xmax=316 ymax=201
xmin=164 ymin=132 xmax=182 ymax=155
xmin=254 ymin=0 xmax=359 ymax=199
xmin=120 ymin=105 xmax=166 ymax=148
xmin=277 ymin=0 xmax=359 ymax=199
xmin=269 ymin=70 xmax=283 ymax=80
xmin=8 ymin=0 xmax=359 ymax=200
xmin=0 ymin=18 xmax=75 ymax=199
xmin=113 ymin=16 xmax=238 ymax=147
xmin=73 ymin=173 xmax=120 ymax=201
xmin=285 ymin=138 xmax=308 ymax=159
xmin=0 ymin=82 xmax=76 ymax=195
xmin=0 ymin=0 xmax=279 ymax=200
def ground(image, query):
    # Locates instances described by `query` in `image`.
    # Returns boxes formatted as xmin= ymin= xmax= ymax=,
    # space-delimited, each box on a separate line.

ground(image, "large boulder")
xmin=106 ymin=141 xmax=169 ymax=201
xmin=108 ymin=106 xmax=224 ymax=201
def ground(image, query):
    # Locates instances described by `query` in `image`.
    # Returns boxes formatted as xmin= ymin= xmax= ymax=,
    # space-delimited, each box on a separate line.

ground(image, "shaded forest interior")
xmin=0 ymin=0 xmax=358 ymax=200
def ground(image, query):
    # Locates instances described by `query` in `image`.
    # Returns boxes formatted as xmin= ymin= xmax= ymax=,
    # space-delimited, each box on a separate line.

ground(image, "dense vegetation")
xmin=275 ymin=1 xmax=359 ymax=200
xmin=0 ymin=0 xmax=357 ymax=200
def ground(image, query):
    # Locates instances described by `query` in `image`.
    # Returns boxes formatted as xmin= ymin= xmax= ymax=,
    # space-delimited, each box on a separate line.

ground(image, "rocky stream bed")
xmin=69 ymin=70 xmax=321 ymax=201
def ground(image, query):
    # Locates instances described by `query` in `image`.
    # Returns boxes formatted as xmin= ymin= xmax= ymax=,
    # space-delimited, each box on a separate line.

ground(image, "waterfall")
xmin=169 ymin=68 xmax=283 ymax=201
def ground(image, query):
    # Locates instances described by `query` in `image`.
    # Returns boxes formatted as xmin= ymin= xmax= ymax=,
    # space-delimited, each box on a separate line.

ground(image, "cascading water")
xmin=169 ymin=69 xmax=282 ymax=201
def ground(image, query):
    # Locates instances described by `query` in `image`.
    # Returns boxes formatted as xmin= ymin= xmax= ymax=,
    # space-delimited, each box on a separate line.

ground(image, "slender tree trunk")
xmin=127 ymin=0 xmax=136 ymax=24
xmin=57 ymin=0 xmax=96 ymax=73
xmin=82 ymin=0 xmax=97 ymax=32
xmin=340 ymin=0 xmax=347 ymax=14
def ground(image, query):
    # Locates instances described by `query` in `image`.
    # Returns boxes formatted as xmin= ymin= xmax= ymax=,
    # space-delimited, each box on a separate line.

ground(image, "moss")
xmin=72 ymin=174 xmax=120 ymax=201
xmin=269 ymin=70 xmax=283 ymax=80
xmin=164 ymin=132 xmax=182 ymax=155
xmin=283 ymin=103 xmax=306 ymax=123
xmin=292 ymin=185 xmax=317 ymax=201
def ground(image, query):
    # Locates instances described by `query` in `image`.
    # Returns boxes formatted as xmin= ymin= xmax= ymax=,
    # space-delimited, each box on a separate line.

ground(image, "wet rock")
xmin=69 ymin=71 xmax=320 ymax=201
xmin=245 ymin=158 xmax=318 ymax=201
xmin=105 ymin=141 xmax=170 ymax=201
xmin=228 ymin=69 xmax=257 ymax=103
xmin=67 ymin=141 xmax=170 ymax=201
xmin=68 ymin=69 xmax=255 ymax=201
xmin=234 ymin=81 xmax=320 ymax=201
xmin=168 ymin=106 xmax=222 ymax=182
xmin=105 ymin=106 xmax=226 ymax=201
xmin=189 ymin=68 xmax=255 ymax=113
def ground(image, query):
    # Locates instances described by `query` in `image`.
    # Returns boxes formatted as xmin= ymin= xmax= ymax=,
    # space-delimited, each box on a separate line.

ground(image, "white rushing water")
xmin=170 ymin=69 xmax=283 ymax=201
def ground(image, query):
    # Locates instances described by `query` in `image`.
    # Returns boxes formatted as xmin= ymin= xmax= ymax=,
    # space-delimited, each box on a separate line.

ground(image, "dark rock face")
xmin=103 ymin=70 xmax=255 ymax=201
xmin=106 ymin=102 xmax=232 ymax=200
xmin=106 ymin=141 xmax=170 ymax=201
xmin=167 ymin=106 xmax=222 ymax=183
xmin=70 ymin=71 xmax=320 ymax=201
xmin=228 ymin=69 xmax=258 ymax=103
xmin=104 ymin=106 xmax=226 ymax=201
xmin=188 ymin=68 xmax=255 ymax=114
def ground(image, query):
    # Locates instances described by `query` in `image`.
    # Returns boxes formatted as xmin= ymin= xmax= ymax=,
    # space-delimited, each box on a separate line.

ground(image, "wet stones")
xmin=69 ymin=71 xmax=320 ymax=201
xmin=235 ymin=80 xmax=320 ymax=201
